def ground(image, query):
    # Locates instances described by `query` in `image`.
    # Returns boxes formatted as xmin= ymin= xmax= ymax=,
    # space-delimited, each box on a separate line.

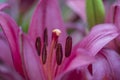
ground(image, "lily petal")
xmin=74 ymin=24 xmax=119 ymax=56
xmin=0 ymin=12 xmax=23 ymax=75
xmin=22 ymin=34 xmax=45 ymax=80
xmin=63 ymin=49 xmax=94 ymax=71
xmin=92 ymin=53 xmax=112 ymax=80
xmin=29 ymin=0 xmax=66 ymax=45
xmin=101 ymin=48 xmax=120 ymax=80
xmin=92 ymin=48 xmax=120 ymax=80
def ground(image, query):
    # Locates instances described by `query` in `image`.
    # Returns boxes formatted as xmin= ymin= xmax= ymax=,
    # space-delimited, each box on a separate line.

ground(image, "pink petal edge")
xmin=74 ymin=24 xmax=119 ymax=56
xmin=0 ymin=12 xmax=23 ymax=76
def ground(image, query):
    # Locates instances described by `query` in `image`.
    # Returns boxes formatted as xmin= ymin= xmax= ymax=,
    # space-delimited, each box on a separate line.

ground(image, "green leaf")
xmin=86 ymin=0 xmax=105 ymax=29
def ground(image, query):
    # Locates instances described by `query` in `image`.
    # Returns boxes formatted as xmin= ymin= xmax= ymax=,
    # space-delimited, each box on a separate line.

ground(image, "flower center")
xmin=35 ymin=28 xmax=72 ymax=80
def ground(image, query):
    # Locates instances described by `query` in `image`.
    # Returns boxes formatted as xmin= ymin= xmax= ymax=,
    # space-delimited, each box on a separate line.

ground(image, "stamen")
xmin=35 ymin=37 xmax=41 ymax=56
xmin=65 ymin=36 xmax=72 ymax=57
xmin=43 ymin=28 xmax=48 ymax=45
xmin=56 ymin=43 xmax=63 ymax=65
xmin=42 ymin=44 xmax=47 ymax=64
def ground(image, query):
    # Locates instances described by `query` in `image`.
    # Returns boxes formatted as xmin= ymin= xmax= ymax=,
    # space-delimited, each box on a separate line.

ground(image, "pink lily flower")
xmin=0 ymin=0 xmax=119 ymax=80
xmin=0 ymin=0 xmax=94 ymax=80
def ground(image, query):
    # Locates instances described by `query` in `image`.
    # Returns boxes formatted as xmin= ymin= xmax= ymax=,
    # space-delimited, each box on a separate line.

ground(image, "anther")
xmin=35 ymin=37 xmax=41 ymax=56
xmin=43 ymin=28 xmax=48 ymax=45
xmin=56 ymin=43 xmax=63 ymax=65
xmin=52 ymin=29 xmax=61 ymax=41
xmin=65 ymin=36 xmax=72 ymax=57
xmin=42 ymin=44 xmax=47 ymax=64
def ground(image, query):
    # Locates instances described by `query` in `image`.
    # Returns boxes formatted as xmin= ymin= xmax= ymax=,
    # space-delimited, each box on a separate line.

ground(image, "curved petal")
xmin=29 ymin=0 xmax=66 ymax=45
xmin=22 ymin=34 xmax=45 ymax=80
xmin=100 ymin=48 xmax=120 ymax=80
xmin=92 ymin=53 xmax=112 ymax=80
xmin=73 ymin=24 xmax=119 ymax=56
xmin=92 ymin=48 xmax=120 ymax=80
xmin=0 ymin=12 xmax=23 ymax=76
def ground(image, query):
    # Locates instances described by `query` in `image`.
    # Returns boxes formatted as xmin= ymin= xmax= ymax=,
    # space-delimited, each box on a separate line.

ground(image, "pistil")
xmin=47 ymin=29 xmax=61 ymax=80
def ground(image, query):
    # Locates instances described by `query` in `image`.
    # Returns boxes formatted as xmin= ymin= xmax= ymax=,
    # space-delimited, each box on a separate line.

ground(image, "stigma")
xmin=52 ymin=29 xmax=61 ymax=41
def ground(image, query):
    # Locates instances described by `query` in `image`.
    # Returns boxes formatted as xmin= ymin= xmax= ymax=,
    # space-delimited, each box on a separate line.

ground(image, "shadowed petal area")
xmin=0 ymin=63 xmax=24 ymax=80
xmin=58 ymin=68 xmax=91 ymax=80
xmin=29 ymin=0 xmax=66 ymax=45
xmin=0 ymin=12 xmax=23 ymax=76
xmin=92 ymin=48 xmax=120 ymax=80
xmin=56 ymin=49 xmax=94 ymax=80
xmin=74 ymin=24 xmax=119 ymax=56
xmin=22 ymin=34 xmax=45 ymax=80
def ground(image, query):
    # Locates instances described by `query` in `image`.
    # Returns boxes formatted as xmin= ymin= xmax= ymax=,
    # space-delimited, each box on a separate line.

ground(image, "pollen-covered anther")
xmin=52 ymin=29 xmax=61 ymax=41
